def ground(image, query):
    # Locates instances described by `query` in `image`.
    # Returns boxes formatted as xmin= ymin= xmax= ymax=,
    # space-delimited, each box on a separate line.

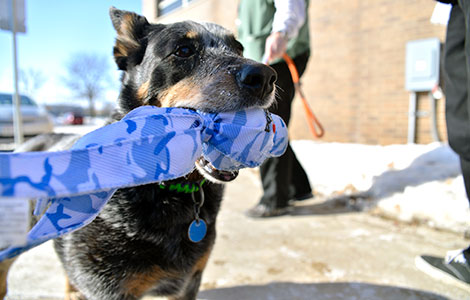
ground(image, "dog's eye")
xmin=174 ymin=46 xmax=194 ymax=58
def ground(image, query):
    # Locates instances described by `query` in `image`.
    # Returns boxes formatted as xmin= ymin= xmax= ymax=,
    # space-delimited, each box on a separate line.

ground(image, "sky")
xmin=0 ymin=0 xmax=142 ymax=107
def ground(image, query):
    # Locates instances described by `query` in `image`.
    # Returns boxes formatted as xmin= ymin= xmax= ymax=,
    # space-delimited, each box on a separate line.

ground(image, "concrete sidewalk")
xmin=5 ymin=168 xmax=470 ymax=300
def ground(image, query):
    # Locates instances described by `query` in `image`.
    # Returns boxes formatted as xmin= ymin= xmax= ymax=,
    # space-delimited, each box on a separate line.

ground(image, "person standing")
xmin=416 ymin=0 xmax=470 ymax=288
xmin=237 ymin=0 xmax=313 ymax=217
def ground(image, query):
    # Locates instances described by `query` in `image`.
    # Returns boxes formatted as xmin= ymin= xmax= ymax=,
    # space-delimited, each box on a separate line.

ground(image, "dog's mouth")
xmin=195 ymin=157 xmax=238 ymax=183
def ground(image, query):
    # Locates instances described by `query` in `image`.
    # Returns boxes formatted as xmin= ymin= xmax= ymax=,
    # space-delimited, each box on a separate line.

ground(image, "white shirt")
xmin=272 ymin=0 xmax=306 ymax=40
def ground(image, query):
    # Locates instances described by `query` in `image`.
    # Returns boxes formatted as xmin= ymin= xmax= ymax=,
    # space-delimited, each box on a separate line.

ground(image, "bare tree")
xmin=19 ymin=68 xmax=46 ymax=97
xmin=63 ymin=53 xmax=110 ymax=117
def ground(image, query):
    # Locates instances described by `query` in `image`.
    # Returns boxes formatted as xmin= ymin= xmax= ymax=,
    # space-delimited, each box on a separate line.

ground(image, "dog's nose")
xmin=237 ymin=64 xmax=277 ymax=99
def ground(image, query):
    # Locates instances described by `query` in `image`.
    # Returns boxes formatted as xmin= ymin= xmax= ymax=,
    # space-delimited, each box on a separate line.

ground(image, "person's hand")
xmin=264 ymin=31 xmax=288 ymax=64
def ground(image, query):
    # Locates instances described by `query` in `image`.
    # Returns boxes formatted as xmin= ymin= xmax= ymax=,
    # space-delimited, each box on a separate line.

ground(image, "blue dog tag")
xmin=188 ymin=219 xmax=207 ymax=243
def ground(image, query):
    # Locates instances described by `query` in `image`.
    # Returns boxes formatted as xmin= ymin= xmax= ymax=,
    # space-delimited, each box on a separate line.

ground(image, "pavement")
xmin=4 ymin=167 xmax=470 ymax=300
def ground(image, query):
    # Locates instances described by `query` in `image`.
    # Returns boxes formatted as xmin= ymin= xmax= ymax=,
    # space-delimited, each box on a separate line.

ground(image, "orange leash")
xmin=282 ymin=53 xmax=324 ymax=138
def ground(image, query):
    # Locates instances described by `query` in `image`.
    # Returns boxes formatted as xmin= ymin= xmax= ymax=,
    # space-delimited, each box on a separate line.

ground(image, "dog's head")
xmin=109 ymin=7 xmax=277 ymax=113
xmin=110 ymin=8 xmax=277 ymax=182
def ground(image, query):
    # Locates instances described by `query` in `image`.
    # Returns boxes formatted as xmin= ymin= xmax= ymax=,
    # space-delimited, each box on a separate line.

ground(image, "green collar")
xmin=158 ymin=179 xmax=206 ymax=194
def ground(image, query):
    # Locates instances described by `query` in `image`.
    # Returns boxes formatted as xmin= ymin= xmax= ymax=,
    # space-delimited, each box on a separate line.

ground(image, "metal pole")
xmin=10 ymin=0 xmax=24 ymax=146
xmin=428 ymin=91 xmax=440 ymax=142
xmin=407 ymin=92 xmax=417 ymax=144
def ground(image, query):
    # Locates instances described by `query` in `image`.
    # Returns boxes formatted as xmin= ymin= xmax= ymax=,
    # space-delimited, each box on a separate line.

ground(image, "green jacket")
xmin=237 ymin=0 xmax=310 ymax=63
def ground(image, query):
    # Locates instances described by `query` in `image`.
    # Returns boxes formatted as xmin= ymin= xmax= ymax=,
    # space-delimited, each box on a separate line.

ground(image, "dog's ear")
xmin=109 ymin=7 xmax=150 ymax=70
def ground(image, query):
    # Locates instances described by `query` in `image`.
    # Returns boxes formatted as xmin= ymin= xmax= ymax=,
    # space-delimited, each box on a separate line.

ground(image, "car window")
xmin=20 ymin=96 xmax=36 ymax=106
xmin=0 ymin=94 xmax=12 ymax=105
xmin=0 ymin=94 xmax=37 ymax=106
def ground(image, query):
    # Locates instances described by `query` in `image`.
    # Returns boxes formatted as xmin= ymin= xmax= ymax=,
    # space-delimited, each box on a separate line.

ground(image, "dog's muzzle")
xmin=236 ymin=63 xmax=277 ymax=100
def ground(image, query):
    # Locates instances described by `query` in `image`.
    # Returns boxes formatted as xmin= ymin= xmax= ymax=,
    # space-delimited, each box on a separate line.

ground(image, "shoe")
xmin=415 ymin=247 xmax=470 ymax=291
xmin=292 ymin=191 xmax=313 ymax=201
xmin=245 ymin=203 xmax=291 ymax=218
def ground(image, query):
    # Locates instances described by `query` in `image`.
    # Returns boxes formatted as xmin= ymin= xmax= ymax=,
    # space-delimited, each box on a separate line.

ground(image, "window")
xmin=157 ymin=0 xmax=196 ymax=17
xmin=0 ymin=94 xmax=35 ymax=106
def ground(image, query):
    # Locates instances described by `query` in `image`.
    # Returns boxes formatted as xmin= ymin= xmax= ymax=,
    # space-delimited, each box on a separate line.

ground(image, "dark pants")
xmin=259 ymin=51 xmax=312 ymax=208
xmin=444 ymin=0 xmax=470 ymax=201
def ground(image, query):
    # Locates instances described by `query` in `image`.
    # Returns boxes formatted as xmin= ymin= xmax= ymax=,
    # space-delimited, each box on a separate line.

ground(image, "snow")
xmin=53 ymin=117 xmax=107 ymax=135
xmin=292 ymin=140 xmax=470 ymax=234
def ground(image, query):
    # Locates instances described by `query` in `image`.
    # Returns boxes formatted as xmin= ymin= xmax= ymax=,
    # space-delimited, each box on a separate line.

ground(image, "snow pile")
xmin=292 ymin=141 xmax=470 ymax=233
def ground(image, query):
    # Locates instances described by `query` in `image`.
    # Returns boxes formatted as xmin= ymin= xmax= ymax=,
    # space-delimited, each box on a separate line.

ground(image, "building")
xmin=142 ymin=0 xmax=448 ymax=145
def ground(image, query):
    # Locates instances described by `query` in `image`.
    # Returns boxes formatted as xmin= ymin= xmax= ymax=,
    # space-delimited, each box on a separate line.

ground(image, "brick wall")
xmin=143 ymin=0 xmax=448 ymax=145
xmin=291 ymin=0 xmax=447 ymax=144
xmin=143 ymin=0 xmax=238 ymax=32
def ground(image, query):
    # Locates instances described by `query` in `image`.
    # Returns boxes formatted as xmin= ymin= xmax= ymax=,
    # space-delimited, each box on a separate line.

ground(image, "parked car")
xmin=0 ymin=92 xmax=54 ymax=137
xmin=64 ymin=111 xmax=84 ymax=125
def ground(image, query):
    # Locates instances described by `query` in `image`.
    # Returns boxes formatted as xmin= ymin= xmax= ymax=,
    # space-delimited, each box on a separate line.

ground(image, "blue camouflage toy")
xmin=0 ymin=105 xmax=287 ymax=260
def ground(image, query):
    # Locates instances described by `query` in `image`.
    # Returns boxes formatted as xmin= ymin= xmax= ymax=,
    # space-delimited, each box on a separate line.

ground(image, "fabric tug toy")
xmin=0 ymin=106 xmax=287 ymax=261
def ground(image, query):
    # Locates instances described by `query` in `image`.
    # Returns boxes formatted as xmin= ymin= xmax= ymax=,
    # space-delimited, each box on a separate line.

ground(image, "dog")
xmin=0 ymin=7 xmax=277 ymax=300
xmin=35 ymin=7 xmax=276 ymax=300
